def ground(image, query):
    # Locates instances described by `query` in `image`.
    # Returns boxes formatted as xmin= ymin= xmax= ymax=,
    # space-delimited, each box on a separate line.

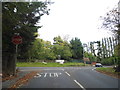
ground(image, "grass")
xmin=96 ymin=67 xmax=120 ymax=78
xmin=17 ymin=62 xmax=86 ymax=67
xmin=96 ymin=67 xmax=115 ymax=73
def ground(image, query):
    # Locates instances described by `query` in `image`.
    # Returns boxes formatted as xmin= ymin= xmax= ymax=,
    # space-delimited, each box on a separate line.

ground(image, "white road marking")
xmin=74 ymin=80 xmax=86 ymax=90
xmin=39 ymin=73 xmax=62 ymax=78
xmin=43 ymin=69 xmax=64 ymax=71
xmin=59 ymin=73 xmax=62 ymax=75
xmin=49 ymin=73 xmax=52 ymax=77
xmin=21 ymin=69 xmax=64 ymax=71
xmin=54 ymin=73 xmax=58 ymax=77
xmin=92 ymin=68 xmax=96 ymax=71
xmin=44 ymin=73 xmax=47 ymax=77
xmin=65 ymin=72 xmax=71 ymax=76
xmin=34 ymin=73 xmax=41 ymax=78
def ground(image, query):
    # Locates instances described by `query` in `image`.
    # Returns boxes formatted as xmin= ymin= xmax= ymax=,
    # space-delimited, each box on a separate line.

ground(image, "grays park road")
xmin=18 ymin=67 xmax=120 ymax=89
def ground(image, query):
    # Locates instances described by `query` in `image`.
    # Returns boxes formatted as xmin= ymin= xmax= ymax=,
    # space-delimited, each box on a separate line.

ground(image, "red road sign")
xmin=12 ymin=35 xmax=22 ymax=45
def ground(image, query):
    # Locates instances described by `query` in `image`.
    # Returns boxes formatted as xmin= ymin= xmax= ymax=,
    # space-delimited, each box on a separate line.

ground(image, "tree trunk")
xmin=2 ymin=51 xmax=16 ymax=77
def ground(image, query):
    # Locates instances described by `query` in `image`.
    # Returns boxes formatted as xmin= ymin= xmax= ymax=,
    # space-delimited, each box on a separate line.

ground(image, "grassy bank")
xmin=17 ymin=62 xmax=86 ymax=67
xmin=96 ymin=67 xmax=120 ymax=78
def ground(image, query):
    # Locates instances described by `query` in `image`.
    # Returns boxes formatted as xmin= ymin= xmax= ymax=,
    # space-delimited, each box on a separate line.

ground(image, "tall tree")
xmin=101 ymin=2 xmax=120 ymax=71
xmin=2 ymin=2 xmax=50 ymax=76
xmin=70 ymin=37 xmax=83 ymax=60
xmin=53 ymin=36 xmax=72 ymax=60
xmin=106 ymin=38 xmax=111 ymax=57
xmin=101 ymin=38 xmax=106 ymax=58
xmin=28 ymin=39 xmax=56 ymax=61
xmin=109 ymin=37 xmax=113 ymax=56
xmin=97 ymin=41 xmax=102 ymax=62
xmin=104 ymin=38 xmax=108 ymax=58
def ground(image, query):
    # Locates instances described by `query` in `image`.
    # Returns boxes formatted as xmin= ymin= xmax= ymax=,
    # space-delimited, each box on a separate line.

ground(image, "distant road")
xmin=19 ymin=67 xmax=119 ymax=89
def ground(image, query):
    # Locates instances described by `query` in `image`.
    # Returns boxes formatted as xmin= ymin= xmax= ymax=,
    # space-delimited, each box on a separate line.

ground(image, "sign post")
xmin=12 ymin=33 xmax=22 ymax=74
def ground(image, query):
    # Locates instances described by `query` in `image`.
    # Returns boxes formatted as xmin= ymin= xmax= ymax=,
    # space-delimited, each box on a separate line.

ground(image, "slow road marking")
xmin=74 ymin=80 xmax=86 ymax=90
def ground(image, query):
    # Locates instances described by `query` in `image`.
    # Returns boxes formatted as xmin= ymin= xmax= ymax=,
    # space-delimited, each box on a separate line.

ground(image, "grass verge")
xmin=17 ymin=62 xmax=87 ymax=67
xmin=96 ymin=67 xmax=120 ymax=79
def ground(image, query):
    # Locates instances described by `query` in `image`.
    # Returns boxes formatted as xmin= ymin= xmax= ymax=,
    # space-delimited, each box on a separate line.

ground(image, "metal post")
xmin=14 ymin=44 xmax=18 ymax=75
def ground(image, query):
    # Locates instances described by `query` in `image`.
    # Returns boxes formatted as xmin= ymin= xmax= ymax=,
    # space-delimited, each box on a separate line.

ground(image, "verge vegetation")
xmin=96 ymin=67 xmax=120 ymax=79
xmin=17 ymin=62 xmax=87 ymax=67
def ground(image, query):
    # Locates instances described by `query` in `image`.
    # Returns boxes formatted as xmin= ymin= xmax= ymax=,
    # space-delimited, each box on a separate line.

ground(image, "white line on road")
xmin=49 ymin=73 xmax=52 ymax=77
xmin=65 ymin=72 xmax=71 ymax=76
xmin=20 ymin=69 xmax=64 ymax=72
xmin=44 ymin=73 xmax=47 ymax=77
xmin=74 ymin=80 xmax=86 ymax=90
xmin=34 ymin=73 xmax=41 ymax=78
xmin=54 ymin=73 xmax=59 ymax=77
xmin=92 ymin=68 xmax=96 ymax=71
xmin=43 ymin=69 xmax=64 ymax=71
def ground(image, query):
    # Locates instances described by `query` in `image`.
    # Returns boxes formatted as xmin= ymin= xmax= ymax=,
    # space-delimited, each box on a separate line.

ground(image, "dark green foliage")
xmin=101 ymin=57 xmax=115 ymax=65
xmin=27 ymin=39 xmax=56 ymax=61
xmin=26 ymin=36 xmax=72 ymax=61
xmin=53 ymin=36 xmax=72 ymax=60
xmin=84 ymin=52 xmax=96 ymax=62
xmin=70 ymin=37 xmax=83 ymax=59
xmin=2 ymin=2 xmax=50 ymax=76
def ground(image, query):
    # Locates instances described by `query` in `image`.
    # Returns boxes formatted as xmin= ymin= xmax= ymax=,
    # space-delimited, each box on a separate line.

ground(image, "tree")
xmin=53 ymin=36 xmax=64 ymax=45
xmin=89 ymin=41 xmax=102 ymax=62
xmin=101 ymin=7 xmax=120 ymax=35
xmin=27 ymin=39 xmax=43 ymax=60
xmin=53 ymin=36 xmax=72 ymax=60
xmin=2 ymin=2 xmax=51 ymax=76
xmin=70 ymin=37 xmax=83 ymax=60
xmin=90 ymin=42 xmax=96 ymax=56
xmin=27 ymin=39 xmax=56 ymax=61
xmin=109 ymin=37 xmax=114 ymax=56
xmin=101 ymin=38 xmax=106 ymax=58
xmin=100 ymin=2 xmax=120 ymax=71
xmin=84 ymin=52 xmax=97 ymax=62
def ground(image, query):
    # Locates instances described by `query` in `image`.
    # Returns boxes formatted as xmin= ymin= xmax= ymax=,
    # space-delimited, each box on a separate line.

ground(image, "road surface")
xmin=18 ymin=67 xmax=119 ymax=89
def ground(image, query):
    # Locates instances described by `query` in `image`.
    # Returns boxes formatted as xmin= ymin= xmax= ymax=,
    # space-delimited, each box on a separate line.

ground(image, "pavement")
xmin=2 ymin=66 xmax=120 ymax=90
xmin=2 ymin=70 xmax=30 ymax=89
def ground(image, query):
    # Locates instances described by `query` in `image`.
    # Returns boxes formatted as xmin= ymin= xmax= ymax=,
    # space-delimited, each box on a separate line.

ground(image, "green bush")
xmin=101 ymin=57 xmax=114 ymax=65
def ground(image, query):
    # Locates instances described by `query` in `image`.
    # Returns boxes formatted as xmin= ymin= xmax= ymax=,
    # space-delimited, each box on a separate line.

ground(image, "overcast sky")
xmin=38 ymin=0 xmax=119 ymax=44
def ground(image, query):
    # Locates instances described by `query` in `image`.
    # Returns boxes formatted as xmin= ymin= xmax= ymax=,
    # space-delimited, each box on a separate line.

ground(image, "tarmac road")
xmin=19 ymin=67 xmax=119 ymax=89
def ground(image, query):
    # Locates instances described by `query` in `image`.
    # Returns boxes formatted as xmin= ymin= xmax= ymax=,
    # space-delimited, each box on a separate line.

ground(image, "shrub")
xmin=101 ymin=57 xmax=114 ymax=65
